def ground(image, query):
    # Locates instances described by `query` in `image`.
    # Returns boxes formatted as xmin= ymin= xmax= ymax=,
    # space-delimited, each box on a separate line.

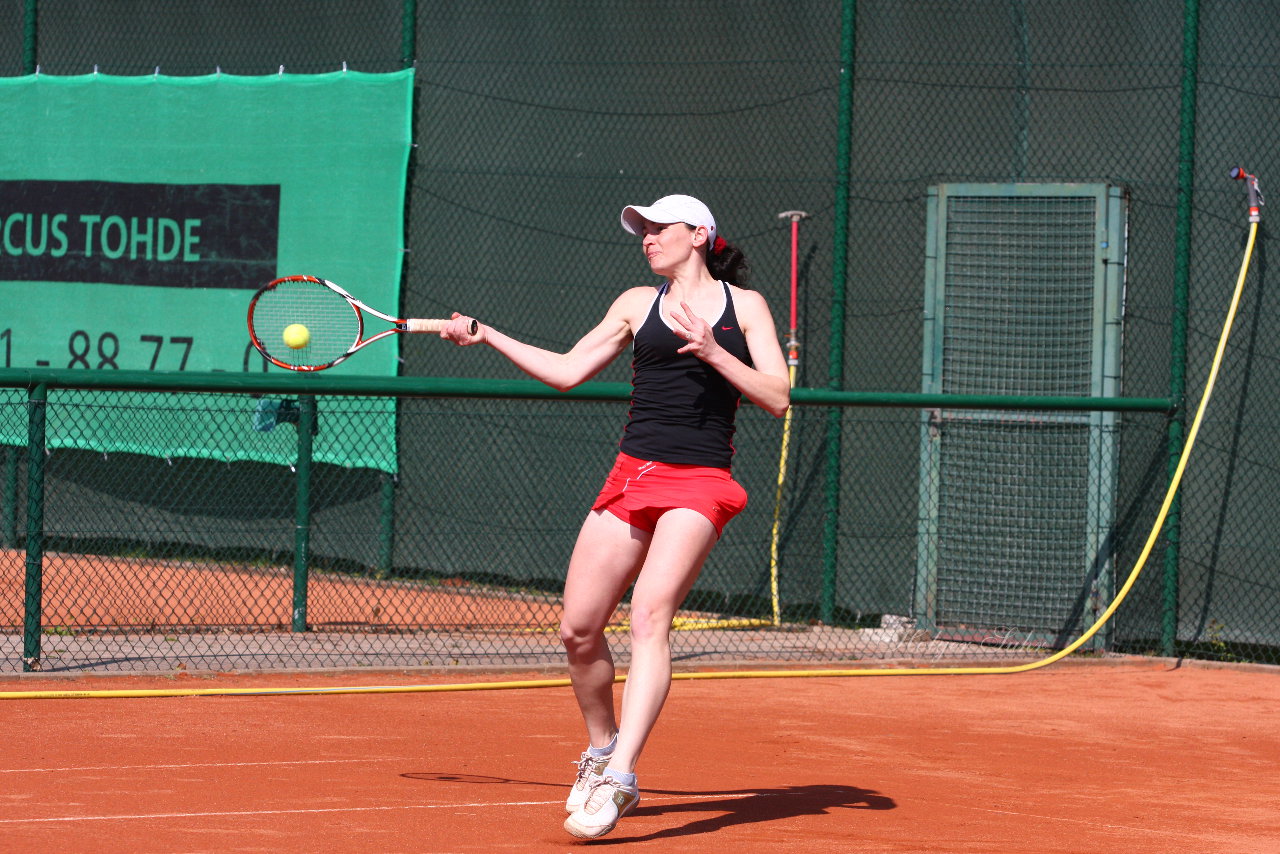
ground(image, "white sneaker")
xmin=563 ymin=774 xmax=640 ymax=839
xmin=565 ymin=750 xmax=611 ymax=813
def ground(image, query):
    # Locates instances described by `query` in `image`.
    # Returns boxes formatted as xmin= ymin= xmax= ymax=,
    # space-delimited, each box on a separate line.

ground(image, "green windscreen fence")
xmin=1 ymin=0 xmax=1279 ymax=671
xmin=0 ymin=70 xmax=413 ymax=471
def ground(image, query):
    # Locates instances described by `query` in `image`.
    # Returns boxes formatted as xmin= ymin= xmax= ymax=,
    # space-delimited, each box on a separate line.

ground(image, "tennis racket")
xmin=247 ymin=275 xmax=475 ymax=371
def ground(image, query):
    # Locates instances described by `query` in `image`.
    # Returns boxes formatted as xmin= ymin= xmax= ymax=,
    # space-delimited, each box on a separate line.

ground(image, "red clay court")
xmin=1 ymin=659 xmax=1277 ymax=853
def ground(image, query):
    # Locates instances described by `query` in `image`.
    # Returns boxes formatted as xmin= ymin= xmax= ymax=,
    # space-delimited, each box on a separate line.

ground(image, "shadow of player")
xmin=403 ymin=774 xmax=894 ymax=843
xmin=591 ymin=782 xmax=895 ymax=843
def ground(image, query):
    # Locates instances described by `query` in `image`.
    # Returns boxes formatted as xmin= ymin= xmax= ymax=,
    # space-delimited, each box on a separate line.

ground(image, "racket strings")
xmin=251 ymin=278 xmax=362 ymax=368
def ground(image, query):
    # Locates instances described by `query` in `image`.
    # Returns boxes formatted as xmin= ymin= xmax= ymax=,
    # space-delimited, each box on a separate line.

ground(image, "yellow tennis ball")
xmin=282 ymin=323 xmax=310 ymax=349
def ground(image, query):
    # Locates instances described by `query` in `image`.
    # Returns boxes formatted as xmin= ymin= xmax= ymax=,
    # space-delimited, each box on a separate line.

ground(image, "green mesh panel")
xmin=919 ymin=185 xmax=1124 ymax=648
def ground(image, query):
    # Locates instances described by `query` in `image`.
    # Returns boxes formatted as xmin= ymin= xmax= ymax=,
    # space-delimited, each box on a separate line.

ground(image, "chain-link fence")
xmin=0 ymin=378 xmax=1176 ymax=672
xmin=1 ymin=0 xmax=1277 ymax=671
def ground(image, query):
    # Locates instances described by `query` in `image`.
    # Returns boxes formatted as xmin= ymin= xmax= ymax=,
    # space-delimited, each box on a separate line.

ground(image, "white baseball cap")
xmin=620 ymin=194 xmax=716 ymax=245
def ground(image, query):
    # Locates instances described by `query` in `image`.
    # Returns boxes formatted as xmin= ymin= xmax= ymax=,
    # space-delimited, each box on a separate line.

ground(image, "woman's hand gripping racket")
xmin=247 ymin=275 xmax=476 ymax=371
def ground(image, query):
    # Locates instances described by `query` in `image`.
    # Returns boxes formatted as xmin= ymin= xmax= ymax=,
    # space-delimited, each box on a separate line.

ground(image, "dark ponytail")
xmin=707 ymin=235 xmax=750 ymax=286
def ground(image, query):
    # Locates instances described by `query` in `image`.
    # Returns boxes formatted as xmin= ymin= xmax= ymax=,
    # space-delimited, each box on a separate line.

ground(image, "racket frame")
xmin=247 ymin=274 xmax=460 ymax=372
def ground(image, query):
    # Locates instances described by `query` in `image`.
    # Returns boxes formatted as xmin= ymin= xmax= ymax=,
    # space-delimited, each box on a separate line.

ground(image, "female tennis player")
xmin=440 ymin=194 xmax=790 ymax=839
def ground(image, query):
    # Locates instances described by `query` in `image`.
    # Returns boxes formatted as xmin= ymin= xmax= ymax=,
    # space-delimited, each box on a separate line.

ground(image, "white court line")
xmin=0 ymin=758 xmax=398 ymax=774
xmin=941 ymin=803 xmax=1231 ymax=844
xmin=0 ymin=793 xmax=749 ymax=825
xmin=0 ymin=791 xmax=1235 ymax=844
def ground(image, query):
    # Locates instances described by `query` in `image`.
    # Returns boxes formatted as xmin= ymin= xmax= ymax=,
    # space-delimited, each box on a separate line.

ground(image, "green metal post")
xmin=1163 ymin=0 xmax=1200 ymax=657
xmin=821 ymin=0 xmax=857 ymax=624
xmin=401 ymin=0 xmax=417 ymax=68
xmin=22 ymin=0 xmax=37 ymax=75
xmin=378 ymin=472 xmax=396 ymax=577
xmin=395 ymin=0 xmax=415 ymax=583
xmin=1011 ymin=0 xmax=1031 ymax=180
xmin=22 ymin=384 xmax=47 ymax=671
xmin=3 ymin=445 xmax=17 ymax=548
xmin=291 ymin=395 xmax=316 ymax=632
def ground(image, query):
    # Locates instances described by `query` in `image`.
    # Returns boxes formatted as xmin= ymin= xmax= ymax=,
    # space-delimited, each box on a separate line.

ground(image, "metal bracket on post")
xmin=254 ymin=398 xmax=319 ymax=435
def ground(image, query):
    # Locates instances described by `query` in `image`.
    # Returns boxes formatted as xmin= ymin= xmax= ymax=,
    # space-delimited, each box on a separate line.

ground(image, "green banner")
xmin=0 ymin=70 xmax=414 ymax=471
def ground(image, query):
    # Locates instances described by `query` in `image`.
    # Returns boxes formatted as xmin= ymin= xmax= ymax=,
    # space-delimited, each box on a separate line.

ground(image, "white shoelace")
xmin=573 ymin=752 xmax=608 ymax=785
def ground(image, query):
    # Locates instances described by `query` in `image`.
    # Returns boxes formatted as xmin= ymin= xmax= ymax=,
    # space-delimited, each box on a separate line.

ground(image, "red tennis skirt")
xmin=592 ymin=452 xmax=748 ymax=538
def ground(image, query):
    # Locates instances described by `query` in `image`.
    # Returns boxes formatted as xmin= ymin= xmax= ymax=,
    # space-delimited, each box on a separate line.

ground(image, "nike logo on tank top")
xmin=619 ymin=281 xmax=752 ymax=468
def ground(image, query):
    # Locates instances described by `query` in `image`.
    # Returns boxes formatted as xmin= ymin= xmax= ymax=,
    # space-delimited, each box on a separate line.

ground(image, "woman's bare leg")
xmin=609 ymin=509 xmax=717 ymax=773
xmin=559 ymin=509 xmax=650 ymax=748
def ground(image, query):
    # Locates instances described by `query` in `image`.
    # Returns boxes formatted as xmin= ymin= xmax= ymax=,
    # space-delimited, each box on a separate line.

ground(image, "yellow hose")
xmin=767 ymin=362 xmax=799 ymax=627
xmin=1 ymin=223 xmax=1256 ymax=700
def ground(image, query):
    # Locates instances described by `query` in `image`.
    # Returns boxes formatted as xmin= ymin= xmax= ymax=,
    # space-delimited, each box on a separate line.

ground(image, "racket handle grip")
xmin=406 ymin=318 xmax=479 ymax=335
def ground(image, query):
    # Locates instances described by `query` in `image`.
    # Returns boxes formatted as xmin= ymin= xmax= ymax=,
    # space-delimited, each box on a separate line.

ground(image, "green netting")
xmin=0 ymin=0 xmax=1277 ymax=671
xmin=938 ymin=193 xmax=1101 ymax=397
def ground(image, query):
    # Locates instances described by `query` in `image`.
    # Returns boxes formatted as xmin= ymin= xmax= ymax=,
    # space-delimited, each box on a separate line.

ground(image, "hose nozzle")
xmin=1231 ymin=167 xmax=1263 ymax=223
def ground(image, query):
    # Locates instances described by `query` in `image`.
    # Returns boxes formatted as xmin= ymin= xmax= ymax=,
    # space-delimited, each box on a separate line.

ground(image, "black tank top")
xmin=618 ymin=281 xmax=752 ymax=468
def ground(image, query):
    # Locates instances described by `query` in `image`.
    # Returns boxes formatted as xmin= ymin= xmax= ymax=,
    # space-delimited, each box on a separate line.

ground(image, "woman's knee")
xmin=625 ymin=603 xmax=672 ymax=646
xmin=559 ymin=620 xmax=606 ymax=657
